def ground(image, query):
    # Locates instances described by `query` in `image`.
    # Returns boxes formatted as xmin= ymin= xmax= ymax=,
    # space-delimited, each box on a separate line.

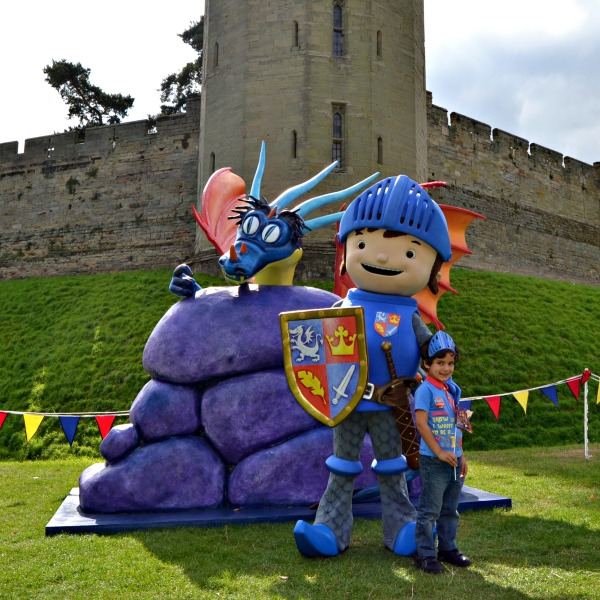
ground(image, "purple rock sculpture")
xmin=80 ymin=436 xmax=225 ymax=512
xmin=79 ymin=285 xmax=381 ymax=513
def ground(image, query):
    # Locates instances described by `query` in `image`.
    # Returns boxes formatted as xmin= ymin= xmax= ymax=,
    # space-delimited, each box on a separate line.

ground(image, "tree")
xmin=43 ymin=59 xmax=134 ymax=129
xmin=157 ymin=18 xmax=203 ymax=115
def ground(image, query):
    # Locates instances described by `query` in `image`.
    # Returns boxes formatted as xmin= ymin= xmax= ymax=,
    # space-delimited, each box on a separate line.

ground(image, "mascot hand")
xmin=169 ymin=264 xmax=202 ymax=298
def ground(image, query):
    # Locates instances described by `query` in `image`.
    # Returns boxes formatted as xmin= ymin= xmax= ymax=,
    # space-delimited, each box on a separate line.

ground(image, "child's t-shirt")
xmin=414 ymin=375 xmax=463 ymax=457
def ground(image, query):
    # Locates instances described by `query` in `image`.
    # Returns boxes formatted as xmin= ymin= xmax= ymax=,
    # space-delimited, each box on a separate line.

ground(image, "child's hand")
xmin=436 ymin=450 xmax=458 ymax=467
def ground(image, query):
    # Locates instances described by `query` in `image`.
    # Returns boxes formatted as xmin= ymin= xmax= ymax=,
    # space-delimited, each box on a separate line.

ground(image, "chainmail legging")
xmin=314 ymin=409 xmax=417 ymax=551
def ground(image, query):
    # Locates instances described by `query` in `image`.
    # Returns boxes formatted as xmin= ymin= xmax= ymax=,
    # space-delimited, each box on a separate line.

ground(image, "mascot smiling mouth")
xmin=361 ymin=263 xmax=403 ymax=276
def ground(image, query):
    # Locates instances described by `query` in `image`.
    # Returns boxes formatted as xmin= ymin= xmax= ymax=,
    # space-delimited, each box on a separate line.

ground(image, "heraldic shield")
xmin=280 ymin=306 xmax=368 ymax=427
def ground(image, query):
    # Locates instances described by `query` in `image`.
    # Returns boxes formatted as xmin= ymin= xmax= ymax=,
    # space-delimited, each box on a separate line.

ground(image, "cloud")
xmin=425 ymin=0 xmax=600 ymax=164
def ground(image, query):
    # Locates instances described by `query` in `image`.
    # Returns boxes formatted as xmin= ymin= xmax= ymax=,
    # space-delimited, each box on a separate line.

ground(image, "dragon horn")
xmin=303 ymin=211 xmax=345 ymax=231
xmin=294 ymin=172 xmax=381 ymax=219
xmin=269 ymin=161 xmax=340 ymax=211
xmin=420 ymin=181 xmax=447 ymax=189
xmin=250 ymin=141 xmax=267 ymax=200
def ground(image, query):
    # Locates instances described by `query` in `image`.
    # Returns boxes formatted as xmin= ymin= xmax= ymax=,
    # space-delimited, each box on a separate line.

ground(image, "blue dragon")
xmin=169 ymin=142 xmax=379 ymax=296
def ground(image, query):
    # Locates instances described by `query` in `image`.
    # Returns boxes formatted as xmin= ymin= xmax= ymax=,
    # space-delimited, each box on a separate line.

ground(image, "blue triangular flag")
xmin=458 ymin=400 xmax=472 ymax=411
xmin=59 ymin=416 xmax=80 ymax=445
xmin=540 ymin=385 xmax=559 ymax=407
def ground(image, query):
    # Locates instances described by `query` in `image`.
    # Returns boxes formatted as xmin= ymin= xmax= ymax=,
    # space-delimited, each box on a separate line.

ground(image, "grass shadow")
xmin=132 ymin=509 xmax=598 ymax=599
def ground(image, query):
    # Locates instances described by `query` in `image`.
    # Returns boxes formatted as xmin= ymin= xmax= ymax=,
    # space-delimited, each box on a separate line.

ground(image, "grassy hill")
xmin=0 ymin=268 xmax=598 ymax=459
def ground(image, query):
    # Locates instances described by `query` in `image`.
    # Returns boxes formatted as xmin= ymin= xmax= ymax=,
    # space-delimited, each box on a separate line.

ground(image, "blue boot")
xmin=294 ymin=521 xmax=339 ymax=558
xmin=393 ymin=521 xmax=417 ymax=556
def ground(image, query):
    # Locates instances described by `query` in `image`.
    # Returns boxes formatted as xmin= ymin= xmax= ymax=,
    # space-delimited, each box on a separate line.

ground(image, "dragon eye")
xmin=406 ymin=250 xmax=416 ymax=259
xmin=262 ymin=223 xmax=282 ymax=243
xmin=242 ymin=215 xmax=260 ymax=235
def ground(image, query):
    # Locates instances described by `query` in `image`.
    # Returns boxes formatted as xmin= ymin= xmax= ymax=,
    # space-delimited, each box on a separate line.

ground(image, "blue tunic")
xmin=341 ymin=288 xmax=423 ymax=410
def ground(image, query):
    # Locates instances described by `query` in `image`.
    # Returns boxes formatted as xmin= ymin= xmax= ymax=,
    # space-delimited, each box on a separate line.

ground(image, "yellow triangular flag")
xmin=23 ymin=414 xmax=44 ymax=442
xmin=596 ymin=383 xmax=600 ymax=405
xmin=513 ymin=391 xmax=529 ymax=413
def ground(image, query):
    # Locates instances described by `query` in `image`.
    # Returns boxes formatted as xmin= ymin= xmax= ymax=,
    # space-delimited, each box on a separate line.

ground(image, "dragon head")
xmin=218 ymin=195 xmax=306 ymax=284
xmin=218 ymin=142 xmax=380 ymax=285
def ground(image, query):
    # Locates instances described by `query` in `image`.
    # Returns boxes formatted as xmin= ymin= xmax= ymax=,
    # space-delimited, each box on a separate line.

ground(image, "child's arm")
xmin=415 ymin=409 xmax=458 ymax=467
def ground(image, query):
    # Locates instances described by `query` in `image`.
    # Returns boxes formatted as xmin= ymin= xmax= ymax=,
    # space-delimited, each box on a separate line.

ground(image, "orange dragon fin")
xmin=192 ymin=167 xmax=247 ymax=255
xmin=412 ymin=204 xmax=486 ymax=329
xmin=333 ymin=203 xmax=486 ymax=330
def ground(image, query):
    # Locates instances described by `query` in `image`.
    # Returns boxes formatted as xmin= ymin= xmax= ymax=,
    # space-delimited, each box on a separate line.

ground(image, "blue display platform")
xmin=45 ymin=485 xmax=511 ymax=536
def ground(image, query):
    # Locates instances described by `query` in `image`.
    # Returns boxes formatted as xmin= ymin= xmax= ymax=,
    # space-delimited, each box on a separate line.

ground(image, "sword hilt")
xmin=381 ymin=341 xmax=397 ymax=380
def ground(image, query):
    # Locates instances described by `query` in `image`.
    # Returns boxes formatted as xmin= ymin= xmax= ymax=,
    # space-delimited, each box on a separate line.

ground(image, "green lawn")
xmin=1 ymin=444 xmax=598 ymax=599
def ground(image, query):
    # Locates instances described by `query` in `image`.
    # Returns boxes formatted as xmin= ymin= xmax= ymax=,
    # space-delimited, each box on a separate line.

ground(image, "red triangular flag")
xmin=484 ymin=395 xmax=501 ymax=420
xmin=95 ymin=415 xmax=116 ymax=439
xmin=581 ymin=369 xmax=591 ymax=384
xmin=0 ymin=412 xmax=7 ymax=429
xmin=566 ymin=378 xmax=581 ymax=400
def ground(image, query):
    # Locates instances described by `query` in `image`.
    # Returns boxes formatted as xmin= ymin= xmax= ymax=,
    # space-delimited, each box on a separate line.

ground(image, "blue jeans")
xmin=415 ymin=454 xmax=462 ymax=558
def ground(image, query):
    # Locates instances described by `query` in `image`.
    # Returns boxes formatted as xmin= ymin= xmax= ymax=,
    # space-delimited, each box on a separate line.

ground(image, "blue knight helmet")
xmin=337 ymin=175 xmax=452 ymax=262
xmin=428 ymin=331 xmax=457 ymax=358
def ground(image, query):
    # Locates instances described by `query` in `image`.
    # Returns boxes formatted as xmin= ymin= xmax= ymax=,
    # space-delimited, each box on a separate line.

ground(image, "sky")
xmin=1 ymin=0 xmax=598 ymax=165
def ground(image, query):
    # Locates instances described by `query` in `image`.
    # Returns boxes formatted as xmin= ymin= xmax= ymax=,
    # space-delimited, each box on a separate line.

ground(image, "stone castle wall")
xmin=0 ymin=93 xmax=598 ymax=285
xmin=0 ymin=98 xmax=200 ymax=279
xmin=426 ymin=93 xmax=599 ymax=285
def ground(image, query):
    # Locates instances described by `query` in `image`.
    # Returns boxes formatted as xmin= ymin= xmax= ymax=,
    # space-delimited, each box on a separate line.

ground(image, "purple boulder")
xmin=143 ymin=285 xmax=339 ymax=384
xmin=201 ymin=368 xmax=320 ymax=463
xmin=130 ymin=379 xmax=201 ymax=442
xmin=79 ymin=436 xmax=225 ymax=513
xmin=228 ymin=428 xmax=377 ymax=507
xmin=100 ymin=424 xmax=139 ymax=463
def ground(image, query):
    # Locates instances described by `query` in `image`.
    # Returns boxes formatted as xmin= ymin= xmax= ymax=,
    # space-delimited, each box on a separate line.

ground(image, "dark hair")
xmin=422 ymin=346 xmax=460 ymax=366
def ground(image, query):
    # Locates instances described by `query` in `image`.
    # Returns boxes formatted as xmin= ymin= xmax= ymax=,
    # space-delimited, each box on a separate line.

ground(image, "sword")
xmin=331 ymin=364 xmax=356 ymax=405
xmin=380 ymin=341 xmax=421 ymax=470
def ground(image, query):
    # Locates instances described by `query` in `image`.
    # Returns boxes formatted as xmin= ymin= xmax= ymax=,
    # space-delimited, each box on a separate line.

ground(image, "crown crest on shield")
xmin=326 ymin=325 xmax=357 ymax=356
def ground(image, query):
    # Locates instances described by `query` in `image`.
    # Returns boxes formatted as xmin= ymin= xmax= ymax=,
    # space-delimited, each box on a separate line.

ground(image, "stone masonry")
xmin=0 ymin=99 xmax=200 ymax=279
xmin=1 ymin=91 xmax=597 ymax=284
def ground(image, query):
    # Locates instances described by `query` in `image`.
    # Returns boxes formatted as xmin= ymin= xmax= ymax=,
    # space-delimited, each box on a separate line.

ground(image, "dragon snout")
xmin=219 ymin=242 xmax=257 ymax=284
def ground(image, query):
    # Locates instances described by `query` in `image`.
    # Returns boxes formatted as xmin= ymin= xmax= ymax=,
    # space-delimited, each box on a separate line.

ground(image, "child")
xmin=414 ymin=331 xmax=471 ymax=574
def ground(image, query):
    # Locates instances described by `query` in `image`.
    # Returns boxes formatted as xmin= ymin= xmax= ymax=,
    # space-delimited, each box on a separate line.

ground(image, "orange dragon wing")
xmin=413 ymin=205 xmax=486 ymax=329
xmin=191 ymin=167 xmax=247 ymax=256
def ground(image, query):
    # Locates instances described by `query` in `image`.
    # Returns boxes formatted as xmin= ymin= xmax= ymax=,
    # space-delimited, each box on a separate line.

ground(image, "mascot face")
xmin=345 ymin=228 xmax=438 ymax=296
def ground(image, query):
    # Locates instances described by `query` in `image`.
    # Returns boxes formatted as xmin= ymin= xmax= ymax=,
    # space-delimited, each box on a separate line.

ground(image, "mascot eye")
xmin=262 ymin=223 xmax=282 ymax=243
xmin=358 ymin=241 xmax=366 ymax=249
xmin=242 ymin=215 xmax=260 ymax=235
xmin=406 ymin=250 xmax=416 ymax=259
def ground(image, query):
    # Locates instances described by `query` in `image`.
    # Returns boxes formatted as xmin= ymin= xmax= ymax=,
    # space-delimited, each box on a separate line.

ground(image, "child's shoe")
xmin=414 ymin=555 xmax=446 ymax=574
xmin=437 ymin=548 xmax=472 ymax=567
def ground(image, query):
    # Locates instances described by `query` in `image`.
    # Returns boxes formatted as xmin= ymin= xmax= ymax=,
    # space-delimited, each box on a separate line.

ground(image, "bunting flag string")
xmin=0 ymin=408 xmax=129 ymax=444
xmin=0 ymin=371 xmax=598 ymax=446
xmin=459 ymin=369 xmax=599 ymax=419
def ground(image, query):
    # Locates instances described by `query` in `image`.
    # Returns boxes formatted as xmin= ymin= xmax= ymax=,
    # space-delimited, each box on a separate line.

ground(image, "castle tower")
xmin=196 ymin=0 xmax=427 ymax=261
